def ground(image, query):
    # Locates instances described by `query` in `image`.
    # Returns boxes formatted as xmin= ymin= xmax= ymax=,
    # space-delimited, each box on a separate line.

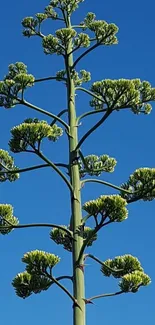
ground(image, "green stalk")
xmin=65 ymin=16 xmax=85 ymax=325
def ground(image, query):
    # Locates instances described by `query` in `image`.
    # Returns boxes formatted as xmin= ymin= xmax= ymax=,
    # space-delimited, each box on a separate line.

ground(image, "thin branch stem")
xmin=0 ymin=164 xmax=49 ymax=175
xmin=0 ymin=221 xmax=73 ymax=238
xmin=36 ymin=151 xmax=74 ymax=195
xmin=81 ymin=179 xmax=134 ymax=195
xmin=77 ymin=224 xmax=103 ymax=265
xmin=85 ymin=291 xmax=124 ymax=303
xmin=0 ymin=163 xmax=69 ymax=176
xmin=45 ymin=272 xmax=80 ymax=307
xmin=76 ymin=87 xmax=105 ymax=104
xmin=50 ymin=109 xmax=68 ymax=127
xmin=72 ymin=41 xmax=103 ymax=69
xmin=55 ymin=275 xmax=73 ymax=282
xmin=84 ymin=254 xmax=123 ymax=273
xmin=20 ymin=100 xmax=69 ymax=131
xmin=34 ymin=76 xmax=66 ymax=83
xmin=76 ymin=110 xmax=112 ymax=150
xmin=77 ymin=108 xmax=107 ymax=123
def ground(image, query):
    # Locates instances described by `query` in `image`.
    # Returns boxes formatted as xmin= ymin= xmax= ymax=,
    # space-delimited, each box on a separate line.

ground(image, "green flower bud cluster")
xmin=56 ymin=70 xmax=66 ymax=81
xmin=12 ymin=271 xmax=51 ymax=299
xmin=9 ymin=118 xmax=63 ymax=153
xmin=0 ymin=62 xmax=34 ymax=108
xmin=74 ymin=33 xmax=90 ymax=48
xmin=50 ymin=226 xmax=97 ymax=251
xmin=80 ymin=12 xmax=118 ymax=45
xmin=42 ymin=28 xmax=77 ymax=55
xmin=22 ymin=250 xmax=60 ymax=274
xmin=120 ymin=168 xmax=155 ymax=202
xmin=0 ymin=149 xmax=19 ymax=182
xmin=101 ymin=255 xmax=151 ymax=293
xmin=119 ymin=271 xmax=151 ymax=293
xmin=79 ymin=154 xmax=117 ymax=177
xmin=0 ymin=204 xmax=19 ymax=235
xmin=83 ymin=195 xmax=128 ymax=222
xmin=22 ymin=14 xmax=48 ymax=38
xmin=101 ymin=255 xmax=143 ymax=278
xmin=49 ymin=0 xmax=84 ymax=15
xmin=90 ymin=79 xmax=155 ymax=113
xmin=12 ymin=250 xmax=60 ymax=298
xmin=44 ymin=6 xmax=58 ymax=19
xmin=71 ymin=70 xmax=91 ymax=87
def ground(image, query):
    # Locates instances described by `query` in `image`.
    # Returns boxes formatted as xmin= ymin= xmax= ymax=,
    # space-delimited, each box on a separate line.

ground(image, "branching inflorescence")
xmin=0 ymin=1 xmax=155 ymax=325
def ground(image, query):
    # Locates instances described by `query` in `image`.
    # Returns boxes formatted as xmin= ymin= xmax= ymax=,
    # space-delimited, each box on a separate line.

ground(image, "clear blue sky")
xmin=0 ymin=0 xmax=155 ymax=324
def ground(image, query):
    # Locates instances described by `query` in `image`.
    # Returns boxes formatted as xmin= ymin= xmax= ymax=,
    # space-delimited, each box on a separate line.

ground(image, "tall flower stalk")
xmin=0 ymin=1 xmax=155 ymax=325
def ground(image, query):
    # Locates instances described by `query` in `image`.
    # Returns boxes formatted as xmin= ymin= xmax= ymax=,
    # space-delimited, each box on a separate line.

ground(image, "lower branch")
xmin=34 ymin=76 xmax=66 ymax=83
xmin=45 ymin=272 xmax=80 ymax=308
xmin=50 ymin=109 xmax=68 ymax=127
xmin=36 ymin=151 xmax=73 ymax=195
xmin=81 ymin=179 xmax=133 ymax=195
xmin=20 ymin=100 xmax=69 ymax=131
xmin=0 ymin=163 xmax=69 ymax=176
xmin=0 ymin=221 xmax=73 ymax=239
xmin=76 ymin=110 xmax=112 ymax=150
xmin=84 ymin=291 xmax=124 ymax=303
xmin=84 ymin=254 xmax=123 ymax=274
xmin=75 ymin=87 xmax=105 ymax=105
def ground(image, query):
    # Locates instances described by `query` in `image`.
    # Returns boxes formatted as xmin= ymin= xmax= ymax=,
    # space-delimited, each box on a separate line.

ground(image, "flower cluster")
xmin=83 ymin=195 xmax=128 ymax=223
xmin=101 ymin=255 xmax=143 ymax=278
xmin=50 ymin=226 xmax=97 ymax=251
xmin=12 ymin=250 xmax=60 ymax=298
xmin=71 ymin=70 xmax=91 ymax=87
xmin=22 ymin=250 xmax=60 ymax=274
xmin=0 ymin=204 xmax=19 ymax=235
xmin=49 ymin=0 xmax=84 ymax=15
xmin=80 ymin=12 xmax=118 ymax=45
xmin=12 ymin=271 xmax=52 ymax=299
xmin=120 ymin=168 xmax=155 ymax=202
xmin=0 ymin=62 xmax=34 ymax=108
xmin=101 ymin=254 xmax=151 ymax=293
xmin=9 ymin=118 xmax=63 ymax=153
xmin=120 ymin=271 xmax=151 ymax=293
xmin=0 ymin=149 xmax=19 ymax=182
xmin=90 ymin=79 xmax=155 ymax=113
xmin=42 ymin=28 xmax=77 ymax=55
xmin=79 ymin=154 xmax=117 ymax=177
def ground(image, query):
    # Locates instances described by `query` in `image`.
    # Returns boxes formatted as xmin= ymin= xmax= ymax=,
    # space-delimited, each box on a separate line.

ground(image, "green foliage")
xmin=101 ymin=255 xmax=151 ymax=293
xmin=50 ymin=226 xmax=97 ymax=251
xmin=72 ymin=70 xmax=91 ymax=87
xmin=45 ymin=6 xmax=58 ymax=19
xmin=12 ymin=250 xmax=60 ymax=298
xmin=101 ymin=255 xmax=143 ymax=278
xmin=0 ymin=149 xmax=19 ymax=182
xmin=0 ymin=204 xmax=19 ymax=235
xmin=0 ymin=0 xmax=154 ymax=314
xmin=119 ymin=271 xmax=151 ymax=293
xmin=49 ymin=0 xmax=84 ymax=14
xmin=79 ymin=154 xmax=117 ymax=177
xmin=80 ymin=13 xmax=118 ymax=45
xmin=12 ymin=271 xmax=52 ymax=298
xmin=0 ymin=62 xmax=34 ymax=108
xmin=74 ymin=33 xmax=90 ymax=48
xmin=90 ymin=79 xmax=155 ymax=113
xmin=43 ymin=34 xmax=62 ymax=55
xmin=120 ymin=168 xmax=155 ymax=202
xmin=9 ymin=118 xmax=63 ymax=153
xmin=83 ymin=195 xmax=128 ymax=222
xmin=22 ymin=250 xmax=60 ymax=274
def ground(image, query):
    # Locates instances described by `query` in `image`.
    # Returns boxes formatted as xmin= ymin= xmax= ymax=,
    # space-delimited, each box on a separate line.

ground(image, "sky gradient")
xmin=0 ymin=1 xmax=155 ymax=324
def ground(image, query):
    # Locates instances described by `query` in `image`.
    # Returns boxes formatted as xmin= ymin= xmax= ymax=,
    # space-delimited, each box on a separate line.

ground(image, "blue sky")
xmin=0 ymin=0 xmax=155 ymax=324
